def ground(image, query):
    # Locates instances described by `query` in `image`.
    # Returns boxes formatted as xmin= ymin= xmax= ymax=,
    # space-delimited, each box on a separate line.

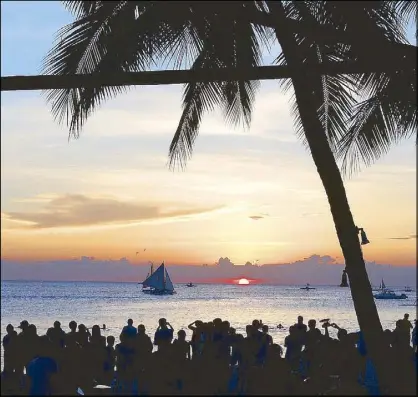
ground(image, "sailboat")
xmin=372 ymin=279 xmax=385 ymax=291
xmin=141 ymin=262 xmax=175 ymax=295
xmin=404 ymin=286 xmax=412 ymax=292
xmin=373 ymin=278 xmax=407 ymax=300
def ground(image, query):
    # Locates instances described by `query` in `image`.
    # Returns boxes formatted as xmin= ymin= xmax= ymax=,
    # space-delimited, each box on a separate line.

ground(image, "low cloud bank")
xmin=1 ymin=254 xmax=415 ymax=287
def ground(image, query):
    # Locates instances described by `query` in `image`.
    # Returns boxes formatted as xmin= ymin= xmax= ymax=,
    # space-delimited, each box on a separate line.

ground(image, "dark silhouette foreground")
xmin=2 ymin=316 xmax=417 ymax=396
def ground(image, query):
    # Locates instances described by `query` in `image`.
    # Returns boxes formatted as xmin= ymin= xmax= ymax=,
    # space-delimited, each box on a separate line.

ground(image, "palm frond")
xmin=43 ymin=2 xmax=182 ymax=137
xmin=61 ymin=0 xmax=102 ymax=18
xmin=337 ymin=65 xmax=417 ymax=176
xmin=168 ymin=6 xmax=268 ymax=168
xmin=394 ymin=0 xmax=418 ymax=39
xmin=273 ymin=1 xmax=356 ymax=152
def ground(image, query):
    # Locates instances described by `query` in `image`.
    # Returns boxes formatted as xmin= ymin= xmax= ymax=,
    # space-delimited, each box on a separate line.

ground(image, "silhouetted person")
xmin=305 ymin=319 xmax=322 ymax=349
xmin=115 ymin=332 xmax=135 ymax=380
xmin=188 ymin=320 xmax=203 ymax=358
xmin=412 ymin=320 xmax=417 ymax=353
xmin=60 ymin=332 xmax=83 ymax=394
xmin=154 ymin=318 xmax=174 ymax=351
xmin=240 ymin=324 xmax=257 ymax=368
xmin=399 ymin=313 xmax=413 ymax=345
xmin=294 ymin=316 xmax=308 ymax=345
xmin=90 ymin=324 xmax=106 ymax=347
xmin=65 ymin=320 xmax=78 ymax=347
xmin=262 ymin=324 xmax=273 ymax=345
xmin=103 ymin=335 xmax=116 ymax=384
xmin=172 ymin=330 xmax=191 ymax=361
xmin=3 ymin=324 xmax=18 ymax=374
xmin=25 ymin=324 xmax=42 ymax=374
xmin=284 ymin=325 xmax=303 ymax=369
xmin=76 ymin=324 xmax=90 ymax=347
xmin=15 ymin=320 xmax=30 ymax=376
xmin=46 ymin=321 xmax=66 ymax=348
xmin=211 ymin=318 xmax=222 ymax=340
xmin=88 ymin=325 xmax=106 ymax=382
xmin=122 ymin=319 xmax=137 ymax=337
xmin=132 ymin=324 xmax=152 ymax=378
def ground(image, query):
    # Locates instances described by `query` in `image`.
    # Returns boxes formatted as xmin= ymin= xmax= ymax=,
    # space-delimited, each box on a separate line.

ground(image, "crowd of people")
xmin=1 ymin=314 xmax=417 ymax=395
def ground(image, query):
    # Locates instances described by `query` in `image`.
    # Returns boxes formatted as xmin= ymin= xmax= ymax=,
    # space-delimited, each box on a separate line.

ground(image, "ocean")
xmin=1 ymin=280 xmax=416 ymax=370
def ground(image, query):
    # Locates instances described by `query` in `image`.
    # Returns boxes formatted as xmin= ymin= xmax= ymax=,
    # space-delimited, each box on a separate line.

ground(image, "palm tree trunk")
xmin=267 ymin=1 xmax=394 ymax=393
xmin=291 ymin=82 xmax=394 ymax=392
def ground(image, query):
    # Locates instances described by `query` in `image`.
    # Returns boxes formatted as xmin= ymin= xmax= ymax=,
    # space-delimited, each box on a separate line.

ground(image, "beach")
xmin=2 ymin=280 xmax=416 ymax=370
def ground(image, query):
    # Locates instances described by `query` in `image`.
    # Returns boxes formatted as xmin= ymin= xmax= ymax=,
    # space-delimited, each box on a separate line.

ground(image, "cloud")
xmin=301 ymin=212 xmax=323 ymax=218
xmin=387 ymin=234 xmax=417 ymax=240
xmin=4 ymin=194 xmax=223 ymax=229
xmin=249 ymin=215 xmax=264 ymax=220
xmin=1 ymin=254 xmax=415 ymax=285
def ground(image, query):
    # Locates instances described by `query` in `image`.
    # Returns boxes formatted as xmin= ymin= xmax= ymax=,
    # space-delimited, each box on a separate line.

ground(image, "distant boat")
xmin=404 ymin=286 xmax=412 ymax=292
xmin=186 ymin=282 xmax=196 ymax=287
xmin=141 ymin=262 xmax=175 ymax=295
xmin=374 ymin=289 xmax=407 ymax=300
xmin=300 ymin=283 xmax=316 ymax=290
xmin=372 ymin=279 xmax=386 ymax=292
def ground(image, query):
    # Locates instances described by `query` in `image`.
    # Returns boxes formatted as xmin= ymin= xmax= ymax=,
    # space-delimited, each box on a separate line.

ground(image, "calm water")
xmin=1 ymin=280 xmax=416 ymax=369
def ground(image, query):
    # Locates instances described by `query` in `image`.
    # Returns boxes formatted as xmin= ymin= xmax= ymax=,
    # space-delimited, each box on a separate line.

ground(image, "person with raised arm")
xmin=154 ymin=318 xmax=174 ymax=351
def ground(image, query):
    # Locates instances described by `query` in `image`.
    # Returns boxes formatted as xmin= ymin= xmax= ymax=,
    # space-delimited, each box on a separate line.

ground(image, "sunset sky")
xmin=1 ymin=1 xmax=416 ymax=268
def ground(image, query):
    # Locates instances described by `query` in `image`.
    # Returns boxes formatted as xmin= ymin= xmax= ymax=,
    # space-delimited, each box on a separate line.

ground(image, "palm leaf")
xmin=394 ymin=1 xmax=418 ymax=39
xmin=168 ymin=4 xmax=271 ymax=168
xmin=337 ymin=65 xmax=417 ymax=176
xmin=273 ymin=1 xmax=356 ymax=152
xmin=43 ymin=1 xmax=197 ymax=137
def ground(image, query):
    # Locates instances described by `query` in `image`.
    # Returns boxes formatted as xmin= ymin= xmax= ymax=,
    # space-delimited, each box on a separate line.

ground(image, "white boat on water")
xmin=374 ymin=289 xmax=408 ymax=300
xmin=141 ymin=262 xmax=175 ymax=295
xmin=373 ymin=279 xmax=407 ymax=299
xmin=404 ymin=286 xmax=413 ymax=292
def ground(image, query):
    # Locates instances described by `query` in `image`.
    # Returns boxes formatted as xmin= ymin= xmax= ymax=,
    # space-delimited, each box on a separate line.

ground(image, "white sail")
xmin=164 ymin=267 xmax=174 ymax=292
xmin=381 ymin=279 xmax=386 ymax=289
xmin=142 ymin=264 xmax=165 ymax=290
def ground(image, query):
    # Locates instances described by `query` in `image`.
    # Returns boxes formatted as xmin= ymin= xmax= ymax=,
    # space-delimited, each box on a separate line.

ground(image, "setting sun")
xmin=238 ymin=278 xmax=250 ymax=285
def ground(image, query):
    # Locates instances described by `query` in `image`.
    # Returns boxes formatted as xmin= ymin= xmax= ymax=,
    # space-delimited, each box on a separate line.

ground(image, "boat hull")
xmin=300 ymin=287 xmax=316 ymax=290
xmin=143 ymin=288 xmax=175 ymax=295
xmin=373 ymin=294 xmax=407 ymax=300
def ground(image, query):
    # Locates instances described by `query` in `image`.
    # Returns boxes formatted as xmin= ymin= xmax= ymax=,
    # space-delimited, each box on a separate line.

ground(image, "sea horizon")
xmin=1 ymin=279 xmax=416 ymax=289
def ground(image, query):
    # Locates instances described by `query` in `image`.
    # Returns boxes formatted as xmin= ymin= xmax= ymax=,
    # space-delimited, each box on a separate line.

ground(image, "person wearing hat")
xmin=17 ymin=320 xmax=29 ymax=331
xmin=15 ymin=320 xmax=30 ymax=376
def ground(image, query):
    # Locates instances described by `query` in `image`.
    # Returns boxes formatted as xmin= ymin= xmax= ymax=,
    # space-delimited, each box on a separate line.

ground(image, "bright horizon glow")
xmin=0 ymin=2 xmax=416 ymax=271
xmin=238 ymin=278 xmax=250 ymax=285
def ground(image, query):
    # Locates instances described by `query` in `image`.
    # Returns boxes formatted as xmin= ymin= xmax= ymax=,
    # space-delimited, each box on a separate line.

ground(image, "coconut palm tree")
xmin=42 ymin=1 xmax=416 ymax=392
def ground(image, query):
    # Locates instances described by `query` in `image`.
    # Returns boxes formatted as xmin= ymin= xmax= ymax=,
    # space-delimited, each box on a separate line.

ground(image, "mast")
xmin=163 ymin=261 xmax=166 ymax=290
